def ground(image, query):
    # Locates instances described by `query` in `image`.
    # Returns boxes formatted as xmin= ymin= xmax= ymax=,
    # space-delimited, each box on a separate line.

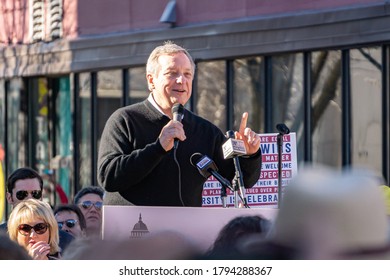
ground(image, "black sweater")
xmin=97 ymin=100 xmax=262 ymax=206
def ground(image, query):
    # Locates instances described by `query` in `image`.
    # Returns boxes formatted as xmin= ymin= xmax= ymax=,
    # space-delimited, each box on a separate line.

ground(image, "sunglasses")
xmin=57 ymin=219 xmax=78 ymax=230
xmin=18 ymin=223 xmax=48 ymax=236
xmin=80 ymin=201 xmax=103 ymax=210
xmin=15 ymin=190 xmax=42 ymax=200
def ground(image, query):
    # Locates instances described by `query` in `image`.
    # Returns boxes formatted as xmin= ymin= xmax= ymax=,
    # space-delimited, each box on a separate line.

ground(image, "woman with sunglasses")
xmin=7 ymin=199 xmax=61 ymax=260
xmin=1 ymin=167 xmax=75 ymax=252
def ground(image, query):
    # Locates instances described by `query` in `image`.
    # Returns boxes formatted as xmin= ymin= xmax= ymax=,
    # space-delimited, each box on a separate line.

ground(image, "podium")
xmin=102 ymin=206 xmax=278 ymax=252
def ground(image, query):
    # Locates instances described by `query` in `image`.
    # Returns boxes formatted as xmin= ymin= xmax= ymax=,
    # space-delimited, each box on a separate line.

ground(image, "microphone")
xmin=276 ymin=123 xmax=290 ymax=135
xmin=190 ymin=153 xmax=233 ymax=192
xmin=222 ymin=131 xmax=247 ymax=159
xmin=224 ymin=130 xmax=248 ymax=208
xmin=172 ymin=103 xmax=184 ymax=149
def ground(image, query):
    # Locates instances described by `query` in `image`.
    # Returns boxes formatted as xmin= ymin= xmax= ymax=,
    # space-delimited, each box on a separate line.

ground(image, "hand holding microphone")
xmin=158 ymin=103 xmax=186 ymax=151
xmin=172 ymin=103 xmax=184 ymax=149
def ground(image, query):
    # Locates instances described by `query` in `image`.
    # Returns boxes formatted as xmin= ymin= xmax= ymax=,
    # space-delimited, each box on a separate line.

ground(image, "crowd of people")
xmin=1 ymin=41 xmax=390 ymax=260
xmin=2 ymin=163 xmax=390 ymax=260
xmin=0 ymin=167 xmax=105 ymax=260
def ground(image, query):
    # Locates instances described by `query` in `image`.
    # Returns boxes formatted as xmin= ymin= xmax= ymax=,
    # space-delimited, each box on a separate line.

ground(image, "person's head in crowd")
xmin=6 ymin=167 xmax=43 ymax=207
xmin=54 ymin=204 xmax=87 ymax=239
xmin=7 ymin=199 xmax=60 ymax=260
xmin=2 ymin=167 xmax=75 ymax=253
xmin=0 ymin=232 xmax=32 ymax=260
xmin=205 ymin=215 xmax=271 ymax=259
xmin=62 ymin=230 xmax=200 ymax=260
xmin=242 ymin=165 xmax=390 ymax=260
xmin=74 ymin=186 xmax=104 ymax=237
xmin=146 ymin=40 xmax=195 ymax=116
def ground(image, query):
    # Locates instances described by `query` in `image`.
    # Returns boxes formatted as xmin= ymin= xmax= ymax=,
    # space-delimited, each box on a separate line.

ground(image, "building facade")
xmin=0 ymin=0 xmax=389 ymax=219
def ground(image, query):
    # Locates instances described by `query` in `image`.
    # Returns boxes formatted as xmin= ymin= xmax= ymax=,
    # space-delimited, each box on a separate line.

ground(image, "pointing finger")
xmin=239 ymin=112 xmax=248 ymax=135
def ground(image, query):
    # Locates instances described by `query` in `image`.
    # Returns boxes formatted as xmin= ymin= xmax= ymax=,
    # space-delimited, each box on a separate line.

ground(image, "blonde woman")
xmin=7 ymin=199 xmax=61 ymax=260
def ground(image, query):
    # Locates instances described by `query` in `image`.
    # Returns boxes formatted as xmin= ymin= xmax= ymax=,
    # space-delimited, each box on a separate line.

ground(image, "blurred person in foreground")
xmin=240 ymin=165 xmax=390 ymax=260
xmin=0 ymin=232 xmax=32 ymax=260
xmin=7 ymin=199 xmax=61 ymax=260
xmin=62 ymin=230 xmax=201 ymax=260
xmin=54 ymin=204 xmax=87 ymax=239
xmin=97 ymin=41 xmax=262 ymax=206
xmin=0 ymin=167 xmax=74 ymax=251
xmin=74 ymin=186 xmax=104 ymax=238
xmin=205 ymin=215 xmax=271 ymax=259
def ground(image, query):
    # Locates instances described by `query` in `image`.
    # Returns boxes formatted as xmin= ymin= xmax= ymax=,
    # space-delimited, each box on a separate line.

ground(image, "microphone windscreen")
xmin=276 ymin=123 xmax=290 ymax=135
xmin=222 ymin=138 xmax=247 ymax=159
xmin=190 ymin=153 xmax=219 ymax=179
xmin=226 ymin=130 xmax=235 ymax=138
xmin=190 ymin=153 xmax=203 ymax=167
xmin=172 ymin=103 xmax=184 ymax=122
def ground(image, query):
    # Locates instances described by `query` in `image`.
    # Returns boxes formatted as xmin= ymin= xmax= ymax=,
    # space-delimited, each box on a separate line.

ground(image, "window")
xmin=129 ymin=67 xmax=148 ymax=105
xmin=272 ymin=53 xmax=304 ymax=163
xmin=78 ymin=73 xmax=92 ymax=188
xmin=350 ymin=47 xmax=382 ymax=173
xmin=196 ymin=60 xmax=227 ymax=132
xmin=311 ymin=51 xmax=342 ymax=167
xmin=6 ymin=79 xmax=27 ymax=171
xmin=233 ymin=57 xmax=265 ymax=133
xmin=97 ymin=70 xmax=122 ymax=143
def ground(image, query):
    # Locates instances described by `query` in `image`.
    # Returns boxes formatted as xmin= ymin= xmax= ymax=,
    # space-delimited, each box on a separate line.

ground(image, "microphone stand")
xmin=232 ymin=156 xmax=249 ymax=208
xmin=226 ymin=130 xmax=249 ymax=208
xmin=276 ymin=123 xmax=290 ymax=209
xmin=209 ymin=169 xmax=234 ymax=208
xmin=211 ymin=166 xmax=247 ymax=208
xmin=220 ymin=185 xmax=227 ymax=208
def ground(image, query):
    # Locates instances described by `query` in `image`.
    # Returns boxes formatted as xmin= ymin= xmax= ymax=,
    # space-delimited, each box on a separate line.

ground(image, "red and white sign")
xmin=202 ymin=132 xmax=298 ymax=208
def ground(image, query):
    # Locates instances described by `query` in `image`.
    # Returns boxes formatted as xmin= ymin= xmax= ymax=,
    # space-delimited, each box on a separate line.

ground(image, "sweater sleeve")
xmin=239 ymin=148 xmax=262 ymax=188
xmin=97 ymin=109 xmax=168 ymax=192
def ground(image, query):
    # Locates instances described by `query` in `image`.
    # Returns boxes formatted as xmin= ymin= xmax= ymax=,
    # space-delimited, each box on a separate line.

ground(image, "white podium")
xmin=102 ymin=206 xmax=278 ymax=252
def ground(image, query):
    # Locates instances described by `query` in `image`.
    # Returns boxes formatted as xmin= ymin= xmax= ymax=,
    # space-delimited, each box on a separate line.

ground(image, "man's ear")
xmin=146 ymin=73 xmax=155 ymax=90
xmin=6 ymin=192 xmax=13 ymax=204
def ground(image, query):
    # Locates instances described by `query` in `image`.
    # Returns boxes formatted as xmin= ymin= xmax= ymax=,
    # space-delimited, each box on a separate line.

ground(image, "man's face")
xmin=6 ymin=178 xmax=42 ymax=207
xmin=55 ymin=210 xmax=85 ymax=238
xmin=77 ymin=193 xmax=103 ymax=234
xmin=147 ymin=52 xmax=193 ymax=115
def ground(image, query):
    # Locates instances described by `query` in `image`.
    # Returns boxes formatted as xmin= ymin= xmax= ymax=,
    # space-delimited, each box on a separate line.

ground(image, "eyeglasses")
xmin=57 ymin=219 xmax=78 ymax=230
xmin=15 ymin=190 xmax=42 ymax=200
xmin=18 ymin=223 xmax=48 ymax=236
xmin=80 ymin=201 xmax=103 ymax=210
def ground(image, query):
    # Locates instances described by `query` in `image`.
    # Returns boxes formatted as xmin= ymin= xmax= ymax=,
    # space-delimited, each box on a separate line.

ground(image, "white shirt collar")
xmin=147 ymin=93 xmax=167 ymax=116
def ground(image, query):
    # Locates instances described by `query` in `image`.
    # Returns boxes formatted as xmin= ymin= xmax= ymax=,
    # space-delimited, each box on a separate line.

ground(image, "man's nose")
xmin=176 ymin=75 xmax=184 ymax=83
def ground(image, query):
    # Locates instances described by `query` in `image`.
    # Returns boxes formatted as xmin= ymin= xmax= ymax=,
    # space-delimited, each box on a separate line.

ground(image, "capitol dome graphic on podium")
xmin=130 ymin=213 xmax=150 ymax=238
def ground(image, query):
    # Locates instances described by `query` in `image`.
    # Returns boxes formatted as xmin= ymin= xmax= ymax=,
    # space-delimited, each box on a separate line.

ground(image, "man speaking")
xmin=97 ymin=41 xmax=262 ymax=207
